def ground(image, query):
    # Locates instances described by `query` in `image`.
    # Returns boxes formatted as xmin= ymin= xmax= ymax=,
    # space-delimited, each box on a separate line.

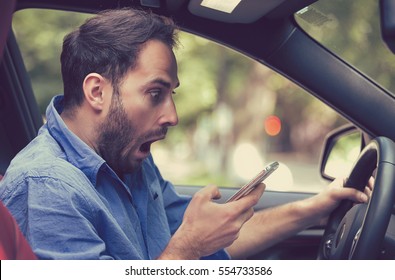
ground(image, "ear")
xmin=82 ymin=73 xmax=109 ymax=111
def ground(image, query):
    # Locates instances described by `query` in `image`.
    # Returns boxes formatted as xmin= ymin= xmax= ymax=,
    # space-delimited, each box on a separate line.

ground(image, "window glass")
xmin=295 ymin=0 xmax=395 ymax=96
xmin=12 ymin=9 xmax=349 ymax=193
xmin=12 ymin=10 xmax=90 ymax=114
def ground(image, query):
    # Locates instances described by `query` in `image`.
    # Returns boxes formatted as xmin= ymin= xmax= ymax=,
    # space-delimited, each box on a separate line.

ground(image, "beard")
xmin=97 ymin=92 xmax=137 ymax=174
xmin=96 ymin=91 xmax=167 ymax=175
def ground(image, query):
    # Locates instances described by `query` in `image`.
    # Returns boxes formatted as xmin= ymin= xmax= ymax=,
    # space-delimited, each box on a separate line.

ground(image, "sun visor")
xmin=188 ymin=0 xmax=287 ymax=23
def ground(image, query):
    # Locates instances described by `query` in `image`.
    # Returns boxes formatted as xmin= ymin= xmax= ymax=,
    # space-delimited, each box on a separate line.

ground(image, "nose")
xmin=159 ymin=97 xmax=178 ymax=127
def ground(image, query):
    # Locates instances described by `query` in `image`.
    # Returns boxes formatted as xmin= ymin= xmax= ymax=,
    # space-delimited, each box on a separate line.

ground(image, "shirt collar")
xmin=45 ymin=95 xmax=105 ymax=186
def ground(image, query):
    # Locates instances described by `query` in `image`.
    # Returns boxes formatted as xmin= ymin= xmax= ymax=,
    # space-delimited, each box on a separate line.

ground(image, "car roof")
xmin=15 ymin=0 xmax=310 ymax=58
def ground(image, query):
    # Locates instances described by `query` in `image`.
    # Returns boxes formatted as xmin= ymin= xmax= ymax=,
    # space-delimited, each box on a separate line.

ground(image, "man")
xmin=0 ymin=8 xmax=368 ymax=260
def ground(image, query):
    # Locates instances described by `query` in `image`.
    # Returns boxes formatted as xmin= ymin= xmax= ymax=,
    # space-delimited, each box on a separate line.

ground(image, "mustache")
xmin=141 ymin=126 xmax=168 ymax=141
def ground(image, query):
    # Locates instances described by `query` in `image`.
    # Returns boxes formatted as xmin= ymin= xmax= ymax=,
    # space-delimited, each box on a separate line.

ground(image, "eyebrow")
xmin=148 ymin=78 xmax=180 ymax=89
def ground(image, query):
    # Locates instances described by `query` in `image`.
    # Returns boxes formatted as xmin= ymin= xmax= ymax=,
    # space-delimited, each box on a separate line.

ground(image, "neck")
xmin=60 ymin=107 xmax=99 ymax=153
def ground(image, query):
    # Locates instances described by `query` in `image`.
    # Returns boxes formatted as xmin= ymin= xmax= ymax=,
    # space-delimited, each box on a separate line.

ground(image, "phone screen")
xmin=226 ymin=161 xmax=279 ymax=202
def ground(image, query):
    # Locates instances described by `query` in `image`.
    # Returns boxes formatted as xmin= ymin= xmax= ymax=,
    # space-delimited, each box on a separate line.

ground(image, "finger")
xmin=336 ymin=176 xmax=370 ymax=203
xmin=367 ymin=176 xmax=375 ymax=191
xmin=241 ymin=182 xmax=266 ymax=202
xmin=242 ymin=207 xmax=255 ymax=222
xmin=332 ymin=187 xmax=368 ymax=203
xmin=196 ymin=184 xmax=222 ymax=200
xmin=228 ymin=183 xmax=266 ymax=212
xmin=231 ymin=207 xmax=255 ymax=229
xmin=364 ymin=186 xmax=372 ymax=198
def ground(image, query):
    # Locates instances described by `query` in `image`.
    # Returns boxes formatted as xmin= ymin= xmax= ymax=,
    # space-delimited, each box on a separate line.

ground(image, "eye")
xmin=149 ymin=89 xmax=161 ymax=99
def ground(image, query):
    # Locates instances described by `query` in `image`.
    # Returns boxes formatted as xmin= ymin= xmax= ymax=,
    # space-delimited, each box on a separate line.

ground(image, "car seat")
xmin=0 ymin=175 xmax=37 ymax=260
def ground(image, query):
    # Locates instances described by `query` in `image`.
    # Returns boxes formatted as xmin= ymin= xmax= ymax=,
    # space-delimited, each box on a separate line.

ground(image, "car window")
xmin=12 ymin=9 xmax=350 ymax=193
xmin=295 ymin=0 xmax=395 ymax=96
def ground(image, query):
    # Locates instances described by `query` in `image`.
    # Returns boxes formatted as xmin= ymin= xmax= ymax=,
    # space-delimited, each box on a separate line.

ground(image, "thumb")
xmin=333 ymin=187 xmax=369 ymax=204
xmin=197 ymin=184 xmax=222 ymax=200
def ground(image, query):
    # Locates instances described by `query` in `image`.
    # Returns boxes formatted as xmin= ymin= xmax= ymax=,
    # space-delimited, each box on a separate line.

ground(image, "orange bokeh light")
xmin=264 ymin=115 xmax=281 ymax=136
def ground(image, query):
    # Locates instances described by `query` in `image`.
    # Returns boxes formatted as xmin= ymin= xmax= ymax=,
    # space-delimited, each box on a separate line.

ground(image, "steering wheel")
xmin=318 ymin=136 xmax=395 ymax=259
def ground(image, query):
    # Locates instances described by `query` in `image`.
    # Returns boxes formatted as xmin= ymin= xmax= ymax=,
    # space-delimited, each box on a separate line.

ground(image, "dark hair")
xmin=60 ymin=8 xmax=178 ymax=111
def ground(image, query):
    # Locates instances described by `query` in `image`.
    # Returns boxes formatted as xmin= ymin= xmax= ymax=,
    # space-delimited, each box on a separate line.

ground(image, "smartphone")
xmin=226 ymin=161 xmax=279 ymax=202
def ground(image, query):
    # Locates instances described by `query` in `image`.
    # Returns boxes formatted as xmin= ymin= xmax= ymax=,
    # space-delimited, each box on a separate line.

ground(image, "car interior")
xmin=1 ymin=0 xmax=395 ymax=259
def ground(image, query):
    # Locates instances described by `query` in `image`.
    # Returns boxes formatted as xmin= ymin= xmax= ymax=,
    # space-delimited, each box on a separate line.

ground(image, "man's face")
xmin=97 ymin=40 xmax=179 ymax=174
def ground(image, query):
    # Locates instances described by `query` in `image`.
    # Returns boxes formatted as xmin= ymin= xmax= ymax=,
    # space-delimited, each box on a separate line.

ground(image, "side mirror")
xmin=380 ymin=0 xmax=395 ymax=54
xmin=320 ymin=125 xmax=363 ymax=181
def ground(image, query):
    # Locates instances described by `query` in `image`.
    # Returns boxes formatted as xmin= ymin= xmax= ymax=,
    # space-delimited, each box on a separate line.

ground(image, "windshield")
xmin=295 ymin=0 xmax=395 ymax=96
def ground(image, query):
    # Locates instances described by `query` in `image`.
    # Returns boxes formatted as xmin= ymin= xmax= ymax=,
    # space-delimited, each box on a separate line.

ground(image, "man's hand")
xmin=311 ymin=177 xmax=370 ymax=225
xmin=159 ymin=183 xmax=265 ymax=259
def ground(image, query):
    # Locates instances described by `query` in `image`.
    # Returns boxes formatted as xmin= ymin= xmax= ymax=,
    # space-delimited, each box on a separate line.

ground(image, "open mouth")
xmin=139 ymin=141 xmax=153 ymax=154
xmin=137 ymin=130 xmax=167 ymax=157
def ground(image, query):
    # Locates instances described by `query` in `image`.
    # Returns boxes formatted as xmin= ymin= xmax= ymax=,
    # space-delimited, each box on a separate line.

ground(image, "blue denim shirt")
xmin=0 ymin=95 xmax=229 ymax=260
